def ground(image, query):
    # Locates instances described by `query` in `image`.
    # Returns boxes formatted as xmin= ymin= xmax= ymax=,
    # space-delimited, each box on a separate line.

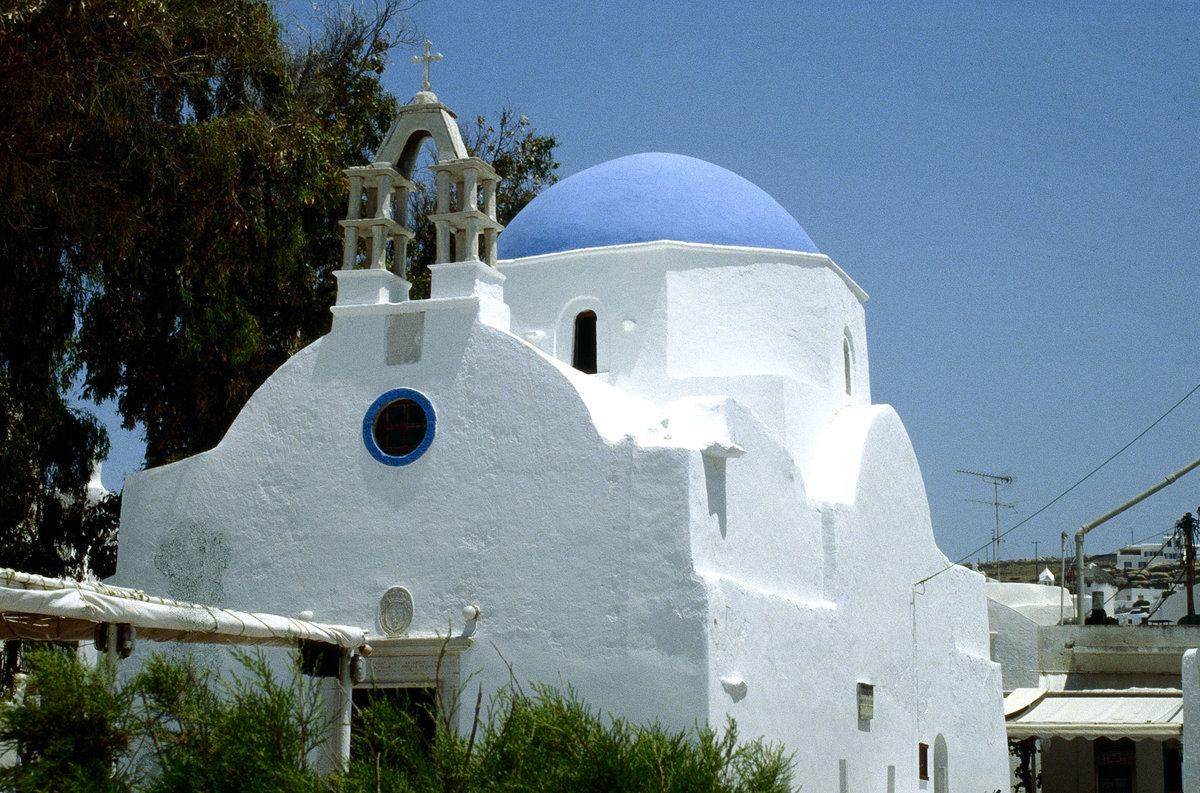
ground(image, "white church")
xmin=114 ymin=53 xmax=1009 ymax=790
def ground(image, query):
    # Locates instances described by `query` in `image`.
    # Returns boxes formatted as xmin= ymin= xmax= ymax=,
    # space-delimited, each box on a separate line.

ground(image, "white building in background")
xmin=114 ymin=68 xmax=1009 ymax=790
xmin=987 ymin=581 xmax=1075 ymax=690
xmin=1114 ymin=586 xmax=1174 ymax=625
xmin=1118 ymin=535 xmax=1184 ymax=569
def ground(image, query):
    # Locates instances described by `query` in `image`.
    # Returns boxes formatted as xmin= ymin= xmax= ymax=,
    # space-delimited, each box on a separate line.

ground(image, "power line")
xmin=916 ymin=378 xmax=1200 ymax=586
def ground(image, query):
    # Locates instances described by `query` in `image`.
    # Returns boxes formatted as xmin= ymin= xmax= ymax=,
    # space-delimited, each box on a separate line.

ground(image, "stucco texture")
xmin=116 ymin=158 xmax=1007 ymax=791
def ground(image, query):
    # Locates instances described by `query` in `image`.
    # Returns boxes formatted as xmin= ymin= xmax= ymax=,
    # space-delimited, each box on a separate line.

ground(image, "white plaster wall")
xmin=835 ymin=406 xmax=1008 ymax=792
xmin=118 ymin=298 xmax=713 ymax=730
xmin=1149 ymin=585 xmax=1200 ymax=624
xmin=499 ymin=242 xmax=870 ymax=476
xmin=695 ymin=402 xmax=1007 ymax=790
xmin=1184 ymin=649 xmax=1200 ymax=792
xmin=988 ymin=599 xmax=1043 ymax=690
xmin=683 ymin=398 xmax=823 ymax=602
xmin=116 ymin=241 xmax=1008 ymax=791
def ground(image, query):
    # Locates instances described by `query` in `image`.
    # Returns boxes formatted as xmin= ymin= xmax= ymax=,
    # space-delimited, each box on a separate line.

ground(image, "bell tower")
xmin=338 ymin=41 xmax=503 ymax=285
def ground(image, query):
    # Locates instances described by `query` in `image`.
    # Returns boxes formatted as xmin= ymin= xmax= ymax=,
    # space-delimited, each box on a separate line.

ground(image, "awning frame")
xmin=0 ymin=567 xmax=368 ymax=651
xmin=1005 ymin=687 xmax=1183 ymax=741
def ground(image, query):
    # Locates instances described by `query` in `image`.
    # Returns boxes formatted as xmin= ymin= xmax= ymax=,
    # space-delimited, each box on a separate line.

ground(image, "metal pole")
xmin=1074 ymin=453 xmax=1200 ymax=624
xmin=994 ymin=480 xmax=1001 ymax=561
xmin=1060 ymin=532 xmax=1067 ymax=625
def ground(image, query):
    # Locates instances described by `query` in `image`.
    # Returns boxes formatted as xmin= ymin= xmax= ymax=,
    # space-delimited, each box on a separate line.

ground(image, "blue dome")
xmin=497 ymin=152 xmax=818 ymax=259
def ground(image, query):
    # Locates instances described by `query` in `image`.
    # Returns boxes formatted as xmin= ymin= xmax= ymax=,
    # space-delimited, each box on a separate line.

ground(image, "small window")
xmin=918 ymin=742 xmax=929 ymax=781
xmin=363 ymin=388 xmax=435 ymax=466
xmin=843 ymin=338 xmax=853 ymax=395
xmin=374 ymin=400 xmax=427 ymax=455
xmin=573 ymin=310 xmax=598 ymax=374
xmin=856 ymin=682 xmax=874 ymax=720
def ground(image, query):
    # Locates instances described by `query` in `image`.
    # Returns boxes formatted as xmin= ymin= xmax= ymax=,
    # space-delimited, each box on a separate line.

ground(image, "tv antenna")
xmin=958 ymin=469 xmax=1015 ymax=562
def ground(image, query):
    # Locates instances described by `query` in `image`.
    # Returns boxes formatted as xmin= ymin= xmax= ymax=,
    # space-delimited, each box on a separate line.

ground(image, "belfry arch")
xmin=375 ymin=107 xmax=468 ymax=176
xmin=339 ymin=41 xmax=502 ymax=276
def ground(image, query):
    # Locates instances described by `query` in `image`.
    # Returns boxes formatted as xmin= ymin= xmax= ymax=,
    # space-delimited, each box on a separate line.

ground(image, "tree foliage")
xmin=0 ymin=0 xmax=410 ymax=587
xmin=0 ymin=647 xmax=327 ymax=793
xmin=0 ymin=0 xmax=125 ymax=578
xmin=0 ymin=647 xmax=133 ymax=792
xmin=136 ymin=651 xmax=324 ymax=793
xmin=0 ymin=0 xmax=559 ymax=592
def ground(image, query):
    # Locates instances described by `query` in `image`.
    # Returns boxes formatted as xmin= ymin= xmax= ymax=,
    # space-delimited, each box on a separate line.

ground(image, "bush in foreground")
xmin=340 ymin=683 xmax=794 ymax=793
xmin=0 ymin=647 xmax=796 ymax=792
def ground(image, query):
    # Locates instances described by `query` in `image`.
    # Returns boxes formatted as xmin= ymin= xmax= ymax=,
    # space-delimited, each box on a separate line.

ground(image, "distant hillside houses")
xmin=1118 ymin=534 xmax=1184 ymax=570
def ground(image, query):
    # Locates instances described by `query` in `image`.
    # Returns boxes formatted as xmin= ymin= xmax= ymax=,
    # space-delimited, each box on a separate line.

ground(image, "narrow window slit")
xmin=573 ymin=310 xmax=597 ymax=373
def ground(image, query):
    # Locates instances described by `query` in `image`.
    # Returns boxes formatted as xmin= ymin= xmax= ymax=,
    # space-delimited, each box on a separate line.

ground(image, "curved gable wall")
xmin=117 ymin=307 xmax=712 ymax=729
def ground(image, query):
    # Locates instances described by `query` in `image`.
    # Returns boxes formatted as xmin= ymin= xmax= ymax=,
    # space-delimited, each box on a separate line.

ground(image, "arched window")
xmin=573 ymin=310 xmax=598 ymax=374
xmin=933 ymin=734 xmax=948 ymax=793
xmin=843 ymin=337 xmax=853 ymax=395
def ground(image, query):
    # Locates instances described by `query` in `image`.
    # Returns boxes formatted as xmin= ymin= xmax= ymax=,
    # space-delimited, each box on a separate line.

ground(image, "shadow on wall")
xmin=704 ymin=457 xmax=727 ymax=538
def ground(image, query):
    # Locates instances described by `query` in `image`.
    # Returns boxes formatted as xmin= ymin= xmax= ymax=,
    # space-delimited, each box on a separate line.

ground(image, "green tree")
xmin=1 ymin=1 xmax=559 ymax=535
xmin=0 ymin=0 xmax=416 ymax=688
xmin=0 ymin=0 xmax=414 ymax=577
xmin=68 ymin=0 xmax=415 ymax=468
xmin=136 ymin=651 xmax=324 ymax=793
xmin=0 ymin=0 xmax=124 ymax=582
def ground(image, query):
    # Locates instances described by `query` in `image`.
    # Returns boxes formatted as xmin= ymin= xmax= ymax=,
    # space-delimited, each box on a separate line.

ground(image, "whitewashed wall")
xmin=499 ymin=242 xmax=870 ymax=478
xmin=117 ymin=239 xmax=1007 ymax=791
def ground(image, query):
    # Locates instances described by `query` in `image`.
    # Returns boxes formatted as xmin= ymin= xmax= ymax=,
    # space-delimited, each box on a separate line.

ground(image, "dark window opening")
xmin=918 ymin=742 xmax=929 ymax=781
xmin=843 ymin=338 xmax=852 ymax=395
xmin=1164 ymin=740 xmax=1183 ymax=793
xmin=373 ymin=399 xmax=428 ymax=456
xmin=351 ymin=687 xmax=438 ymax=757
xmin=572 ymin=310 xmax=597 ymax=374
xmin=1095 ymin=737 xmax=1135 ymax=793
xmin=298 ymin=640 xmax=340 ymax=677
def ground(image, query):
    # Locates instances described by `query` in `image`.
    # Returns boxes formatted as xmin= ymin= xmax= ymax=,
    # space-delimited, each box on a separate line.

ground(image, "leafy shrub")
xmin=0 ymin=649 xmax=796 ymax=793
xmin=0 ymin=646 xmax=133 ymax=793
xmin=134 ymin=650 xmax=324 ymax=793
xmin=340 ymin=683 xmax=796 ymax=793
xmin=0 ymin=647 xmax=326 ymax=793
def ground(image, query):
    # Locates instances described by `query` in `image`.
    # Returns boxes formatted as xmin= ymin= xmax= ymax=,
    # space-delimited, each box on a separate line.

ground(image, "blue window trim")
xmin=363 ymin=388 xmax=436 ymax=466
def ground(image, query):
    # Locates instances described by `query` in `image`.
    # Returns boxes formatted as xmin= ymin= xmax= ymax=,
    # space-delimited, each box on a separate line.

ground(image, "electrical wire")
xmin=916 ymin=378 xmax=1200 ymax=586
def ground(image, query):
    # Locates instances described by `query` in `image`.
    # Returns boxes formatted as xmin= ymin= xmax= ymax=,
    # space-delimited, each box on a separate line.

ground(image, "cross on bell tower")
xmin=411 ymin=40 xmax=442 ymax=103
xmin=337 ymin=42 xmax=504 ymax=286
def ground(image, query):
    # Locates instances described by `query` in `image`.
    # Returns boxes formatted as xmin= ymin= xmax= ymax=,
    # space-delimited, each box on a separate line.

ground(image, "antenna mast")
xmin=958 ymin=469 xmax=1014 ymax=562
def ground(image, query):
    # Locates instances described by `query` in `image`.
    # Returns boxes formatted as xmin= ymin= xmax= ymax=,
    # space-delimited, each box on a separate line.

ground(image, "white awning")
xmin=0 ymin=568 xmax=367 ymax=650
xmin=1005 ymin=687 xmax=1182 ymax=740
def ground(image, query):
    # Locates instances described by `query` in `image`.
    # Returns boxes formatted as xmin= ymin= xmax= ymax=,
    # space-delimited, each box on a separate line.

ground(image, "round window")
xmin=363 ymin=389 xmax=435 ymax=465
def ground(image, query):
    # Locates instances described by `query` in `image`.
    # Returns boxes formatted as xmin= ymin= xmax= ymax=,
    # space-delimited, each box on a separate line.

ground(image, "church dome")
xmin=497 ymin=152 xmax=818 ymax=259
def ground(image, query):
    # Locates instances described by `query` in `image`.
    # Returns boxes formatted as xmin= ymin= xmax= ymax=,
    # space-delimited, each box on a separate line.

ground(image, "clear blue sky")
xmin=98 ymin=1 xmax=1200 ymax=566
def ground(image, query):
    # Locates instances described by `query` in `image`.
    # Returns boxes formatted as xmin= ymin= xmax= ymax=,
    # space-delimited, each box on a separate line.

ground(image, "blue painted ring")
xmin=363 ymin=388 xmax=436 ymax=466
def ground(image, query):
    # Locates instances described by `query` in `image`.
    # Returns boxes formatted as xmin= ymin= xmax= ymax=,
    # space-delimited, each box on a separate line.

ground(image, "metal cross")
xmin=412 ymin=40 xmax=442 ymax=93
